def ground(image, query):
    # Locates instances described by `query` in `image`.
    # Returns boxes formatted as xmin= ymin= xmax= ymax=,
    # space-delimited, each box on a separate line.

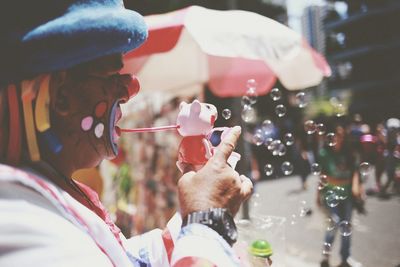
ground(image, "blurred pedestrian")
xmin=381 ymin=118 xmax=400 ymax=197
xmin=317 ymin=124 xmax=364 ymax=267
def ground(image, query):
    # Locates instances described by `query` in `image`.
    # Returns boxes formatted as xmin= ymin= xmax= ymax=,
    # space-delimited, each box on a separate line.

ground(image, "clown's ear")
xmin=50 ymin=72 xmax=69 ymax=116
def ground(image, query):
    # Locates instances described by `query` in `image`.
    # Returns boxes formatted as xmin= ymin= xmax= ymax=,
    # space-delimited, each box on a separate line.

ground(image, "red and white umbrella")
xmin=122 ymin=5 xmax=331 ymax=98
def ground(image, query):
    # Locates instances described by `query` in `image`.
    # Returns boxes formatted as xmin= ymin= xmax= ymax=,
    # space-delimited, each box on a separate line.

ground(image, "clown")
xmin=0 ymin=1 xmax=253 ymax=266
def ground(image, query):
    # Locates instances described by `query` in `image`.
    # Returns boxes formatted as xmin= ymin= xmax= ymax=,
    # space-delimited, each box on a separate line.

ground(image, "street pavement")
xmin=243 ymin=174 xmax=400 ymax=267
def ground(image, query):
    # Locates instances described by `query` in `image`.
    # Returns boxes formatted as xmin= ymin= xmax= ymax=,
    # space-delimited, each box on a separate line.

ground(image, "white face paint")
xmin=94 ymin=123 xmax=104 ymax=138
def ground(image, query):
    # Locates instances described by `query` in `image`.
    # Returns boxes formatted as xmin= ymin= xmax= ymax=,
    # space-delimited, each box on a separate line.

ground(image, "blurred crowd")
xmin=250 ymin=113 xmax=400 ymax=198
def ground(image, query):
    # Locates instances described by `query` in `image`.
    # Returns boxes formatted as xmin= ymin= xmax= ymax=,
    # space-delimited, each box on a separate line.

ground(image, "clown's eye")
xmin=206 ymin=105 xmax=211 ymax=110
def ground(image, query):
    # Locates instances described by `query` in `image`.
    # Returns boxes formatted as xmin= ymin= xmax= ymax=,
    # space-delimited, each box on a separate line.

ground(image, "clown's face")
xmin=49 ymin=54 xmax=138 ymax=170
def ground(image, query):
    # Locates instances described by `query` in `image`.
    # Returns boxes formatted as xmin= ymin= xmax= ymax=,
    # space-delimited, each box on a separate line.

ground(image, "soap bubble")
xmin=241 ymin=96 xmax=252 ymax=106
xmin=269 ymin=139 xmax=281 ymax=153
xmin=249 ymin=192 xmax=260 ymax=210
xmin=325 ymin=217 xmax=336 ymax=231
xmin=264 ymin=137 xmax=273 ymax=147
xmin=325 ymin=190 xmax=340 ymax=208
xmin=222 ymin=109 xmax=231 ymax=120
xmin=296 ymin=92 xmax=308 ymax=108
xmin=333 ymin=186 xmax=347 ymax=200
xmin=270 ymin=88 xmax=281 ymax=101
xmin=264 ymin=164 xmax=274 ymax=176
xmin=311 ymin=163 xmax=321 ymax=175
xmin=246 ymin=78 xmax=258 ymax=89
xmin=275 ymin=104 xmax=286 ymax=117
xmin=290 ymin=214 xmax=297 ymax=225
xmin=304 ymin=120 xmax=316 ymax=134
xmin=322 ymin=242 xmax=332 ymax=255
xmin=284 ymin=133 xmax=294 ymax=146
xmin=326 ymin=133 xmax=337 ymax=146
xmin=318 ymin=174 xmax=328 ymax=190
xmin=299 ymin=200 xmax=312 ymax=217
xmin=241 ymin=105 xmax=256 ymax=122
xmin=334 ymin=103 xmax=345 ymax=117
xmin=253 ymin=132 xmax=264 ymax=146
xmin=338 ymin=221 xmax=352 ymax=236
xmin=316 ymin=123 xmax=326 ymax=135
xmin=281 ymin=161 xmax=294 ymax=175
xmin=277 ymin=144 xmax=287 ymax=157
xmin=261 ymin=119 xmax=274 ymax=134
xmin=246 ymin=88 xmax=258 ymax=105
xmin=359 ymin=162 xmax=371 ymax=176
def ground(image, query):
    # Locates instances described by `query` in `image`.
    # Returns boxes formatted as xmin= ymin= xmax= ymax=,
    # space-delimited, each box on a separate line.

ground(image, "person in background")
xmin=317 ymin=124 xmax=363 ymax=267
xmin=0 ymin=1 xmax=252 ymax=266
xmin=381 ymin=118 xmax=400 ymax=197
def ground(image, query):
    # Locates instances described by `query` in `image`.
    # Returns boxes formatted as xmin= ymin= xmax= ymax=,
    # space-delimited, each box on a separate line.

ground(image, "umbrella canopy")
xmin=123 ymin=5 xmax=331 ymax=98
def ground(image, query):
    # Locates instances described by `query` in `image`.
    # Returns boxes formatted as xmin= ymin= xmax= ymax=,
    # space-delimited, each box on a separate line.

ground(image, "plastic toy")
xmin=249 ymin=239 xmax=273 ymax=266
xmin=120 ymin=99 xmax=241 ymax=172
xmin=176 ymin=100 xmax=217 ymax=172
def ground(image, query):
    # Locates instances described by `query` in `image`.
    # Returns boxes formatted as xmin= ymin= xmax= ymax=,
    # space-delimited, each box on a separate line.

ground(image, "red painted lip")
xmin=113 ymin=105 xmax=123 ymax=143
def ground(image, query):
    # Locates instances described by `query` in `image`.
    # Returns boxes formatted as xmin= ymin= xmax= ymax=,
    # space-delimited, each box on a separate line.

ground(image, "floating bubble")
xmin=275 ymin=104 xmax=286 ymax=117
xmin=249 ymin=192 xmax=260 ymax=209
xmin=264 ymin=137 xmax=273 ymax=148
xmin=246 ymin=87 xmax=258 ymax=105
xmin=333 ymin=186 xmax=347 ymax=200
xmin=253 ymin=132 xmax=264 ymax=146
xmin=241 ymin=96 xmax=252 ymax=106
xmin=299 ymin=200 xmax=312 ymax=217
xmin=296 ymin=92 xmax=308 ymax=108
xmin=270 ymin=88 xmax=281 ymax=101
xmin=322 ymin=242 xmax=332 ymax=255
xmin=261 ymin=119 xmax=274 ymax=134
xmin=284 ymin=133 xmax=294 ymax=146
xmin=325 ymin=217 xmax=336 ymax=231
xmin=241 ymin=105 xmax=256 ymax=122
xmin=359 ymin=162 xmax=371 ymax=176
xmin=246 ymin=78 xmax=258 ymax=89
xmin=325 ymin=190 xmax=340 ymax=207
xmin=264 ymin=164 xmax=274 ymax=176
xmin=338 ymin=221 xmax=352 ymax=236
xmin=334 ymin=103 xmax=345 ymax=117
xmin=281 ymin=161 xmax=294 ymax=175
xmin=290 ymin=214 xmax=297 ymax=225
xmin=318 ymin=174 xmax=328 ymax=190
xmin=304 ymin=120 xmax=316 ymax=134
xmin=325 ymin=133 xmax=337 ymax=146
xmin=222 ymin=109 xmax=231 ymax=120
xmin=316 ymin=123 xmax=326 ymax=135
xmin=277 ymin=144 xmax=287 ymax=157
xmin=269 ymin=139 xmax=281 ymax=153
xmin=311 ymin=163 xmax=321 ymax=175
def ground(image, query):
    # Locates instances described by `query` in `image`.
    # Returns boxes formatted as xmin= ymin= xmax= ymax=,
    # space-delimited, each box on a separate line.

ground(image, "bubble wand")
xmin=120 ymin=125 xmax=180 ymax=133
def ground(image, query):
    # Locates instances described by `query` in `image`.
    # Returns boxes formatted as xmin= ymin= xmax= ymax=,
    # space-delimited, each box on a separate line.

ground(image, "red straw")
xmin=120 ymin=125 xmax=180 ymax=133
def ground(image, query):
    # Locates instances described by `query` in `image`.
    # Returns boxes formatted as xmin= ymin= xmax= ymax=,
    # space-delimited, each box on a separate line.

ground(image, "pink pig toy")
xmin=176 ymin=100 xmax=241 ymax=172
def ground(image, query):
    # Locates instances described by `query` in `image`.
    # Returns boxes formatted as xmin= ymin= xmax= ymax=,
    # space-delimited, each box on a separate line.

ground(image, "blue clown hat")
xmin=0 ymin=0 xmax=148 ymax=85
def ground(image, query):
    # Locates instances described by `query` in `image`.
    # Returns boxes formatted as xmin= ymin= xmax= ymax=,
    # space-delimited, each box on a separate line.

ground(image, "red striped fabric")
xmin=174 ymin=256 xmax=216 ymax=267
xmin=162 ymin=228 xmax=175 ymax=263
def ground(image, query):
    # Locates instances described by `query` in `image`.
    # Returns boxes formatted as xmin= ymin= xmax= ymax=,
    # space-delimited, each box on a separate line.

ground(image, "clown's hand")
xmin=178 ymin=126 xmax=253 ymax=218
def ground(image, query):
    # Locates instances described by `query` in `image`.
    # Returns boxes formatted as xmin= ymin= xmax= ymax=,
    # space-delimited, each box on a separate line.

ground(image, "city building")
xmin=324 ymin=0 xmax=400 ymax=124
